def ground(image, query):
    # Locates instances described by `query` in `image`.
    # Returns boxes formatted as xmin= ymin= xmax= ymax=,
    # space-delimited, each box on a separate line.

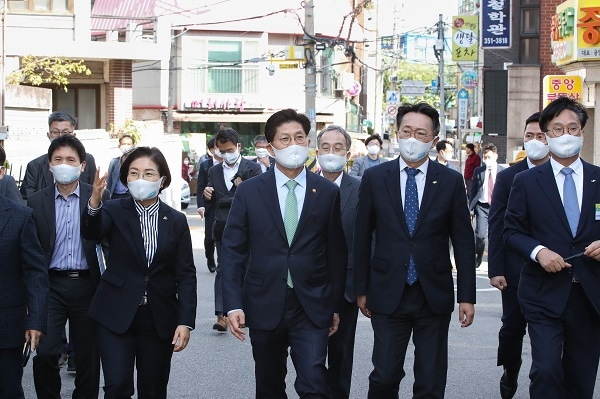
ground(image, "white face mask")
xmin=547 ymin=134 xmax=582 ymax=159
xmin=443 ymin=151 xmax=453 ymax=161
xmin=128 ymin=177 xmax=163 ymax=201
xmin=183 ymin=159 xmax=190 ymax=165
xmin=318 ymin=153 xmax=347 ymax=173
xmin=367 ymin=145 xmax=380 ymax=155
xmin=255 ymin=148 xmax=269 ymax=158
xmin=49 ymin=164 xmax=81 ymax=185
xmin=221 ymin=150 xmax=240 ymax=165
xmin=523 ymin=139 xmax=549 ymax=161
xmin=398 ymin=138 xmax=433 ymax=163
xmin=120 ymin=145 xmax=133 ymax=154
xmin=272 ymin=144 xmax=309 ymax=169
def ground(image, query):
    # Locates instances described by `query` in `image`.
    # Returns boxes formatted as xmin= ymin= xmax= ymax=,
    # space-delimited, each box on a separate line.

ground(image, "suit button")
xmin=403 ymin=264 xmax=408 ymax=269
xmin=409 ymin=241 xmax=415 ymax=246
xmin=144 ymin=276 xmax=149 ymax=282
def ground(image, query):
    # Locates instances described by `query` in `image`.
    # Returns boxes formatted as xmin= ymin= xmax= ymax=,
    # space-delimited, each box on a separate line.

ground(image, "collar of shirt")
xmin=212 ymin=157 xmax=221 ymax=165
xmin=398 ymin=156 xmax=429 ymax=176
xmin=54 ymin=182 xmax=80 ymax=200
xmin=222 ymin=155 xmax=241 ymax=170
xmin=134 ymin=198 xmax=161 ymax=217
xmin=550 ymin=156 xmax=582 ymax=177
xmin=319 ymin=172 xmax=342 ymax=187
xmin=526 ymin=158 xmax=536 ymax=169
xmin=274 ymin=165 xmax=307 ymax=190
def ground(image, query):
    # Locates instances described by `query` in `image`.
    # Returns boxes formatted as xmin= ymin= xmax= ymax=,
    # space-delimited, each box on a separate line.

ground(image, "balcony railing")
xmin=187 ymin=66 xmax=259 ymax=95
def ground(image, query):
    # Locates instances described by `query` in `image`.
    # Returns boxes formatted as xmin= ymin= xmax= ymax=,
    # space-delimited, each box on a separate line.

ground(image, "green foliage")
xmin=6 ymin=55 xmax=91 ymax=91
xmin=110 ymin=119 xmax=143 ymax=144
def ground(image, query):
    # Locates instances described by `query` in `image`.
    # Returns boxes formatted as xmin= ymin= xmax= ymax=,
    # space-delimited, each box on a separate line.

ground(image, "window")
xmin=8 ymin=0 xmax=71 ymax=13
xmin=519 ymin=38 xmax=540 ymax=64
xmin=521 ymin=8 xmax=540 ymax=35
xmin=52 ymin=85 xmax=100 ymax=129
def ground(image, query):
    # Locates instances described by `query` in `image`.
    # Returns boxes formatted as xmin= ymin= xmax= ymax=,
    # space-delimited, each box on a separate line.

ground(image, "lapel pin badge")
xmin=432 ymin=181 xmax=438 ymax=184
xmin=163 ymin=216 xmax=168 ymax=220
xmin=312 ymin=188 xmax=317 ymax=193
xmin=592 ymin=180 xmax=597 ymax=183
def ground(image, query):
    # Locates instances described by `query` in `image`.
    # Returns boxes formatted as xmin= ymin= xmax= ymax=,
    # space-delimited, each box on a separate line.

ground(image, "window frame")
xmin=7 ymin=0 xmax=73 ymax=14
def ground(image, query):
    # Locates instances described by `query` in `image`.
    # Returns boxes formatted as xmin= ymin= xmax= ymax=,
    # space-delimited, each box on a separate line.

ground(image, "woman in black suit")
xmin=82 ymin=147 xmax=197 ymax=399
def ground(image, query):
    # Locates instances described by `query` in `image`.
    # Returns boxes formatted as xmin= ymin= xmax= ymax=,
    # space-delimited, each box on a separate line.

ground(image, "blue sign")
xmin=481 ymin=0 xmax=511 ymax=49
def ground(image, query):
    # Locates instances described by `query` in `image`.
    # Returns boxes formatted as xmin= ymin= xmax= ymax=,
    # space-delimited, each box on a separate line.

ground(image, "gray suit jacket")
xmin=349 ymin=155 xmax=386 ymax=180
xmin=469 ymin=163 xmax=506 ymax=211
xmin=0 ymin=195 xmax=48 ymax=348
xmin=106 ymin=156 xmax=122 ymax=196
xmin=339 ymin=172 xmax=360 ymax=302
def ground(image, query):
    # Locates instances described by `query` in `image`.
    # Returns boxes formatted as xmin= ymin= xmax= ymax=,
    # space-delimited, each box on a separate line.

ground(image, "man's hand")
xmin=25 ymin=329 xmax=43 ymax=352
xmin=490 ymin=276 xmax=507 ymax=290
xmin=90 ymin=168 xmax=108 ymax=208
xmin=227 ymin=310 xmax=246 ymax=341
xmin=585 ymin=240 xmax=600 ymax=261
xmin=172 ymin=325 xmax=191 ymax=352
xmin=232 ymin=177 xmax=243 ymax=187
xmin=536 ymin=248 xmax=571 ymax=273
xmin=328 ymin=313 xmax=340 ymax=337
xmin=258 ymin=157 xmax=271 ymax=168
xmin=197 ymin=207 xmax=205 ymax=218
xmin=203 ymin=186 xmax=214 ymax=201
xmin=458 ymin=303 xmax=474 ymax=328
xmin=357 ymin=295 xmax=371 ymax=318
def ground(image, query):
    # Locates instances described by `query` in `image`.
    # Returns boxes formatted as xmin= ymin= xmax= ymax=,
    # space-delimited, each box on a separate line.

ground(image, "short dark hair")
xmin=215 ymin=128 xmax=240 ymax=146
xmin=466 ymin=143 xmax=475 ymax=151
xmin=364 ymin=134 xmax=382 ymax=147
xmin=524 ymin=112 xmax=541 ymax=129
xmin=264 ymin=109 xmax=310 ymax=143
xmin=482 ymin=143 xmax=497 ymax=154
xmin=316 ymin=125 xmax=352 ymax=151
xmin=119 ymin=134 xmax=136 ymax=145
xmin=396 ymin=102 xmax=440 ymax=135
xmin=119 ymin=147 xmax=171 ymax=192
xmin=436 ymin=140 xmax=450 ymax=153
xmin=48 ymin=111 xmax=77 ymax=129
xmin=539 ymin=97 xmax=588 ymax=132
xmin=254 ymin=135 xmax=268 ymax=145
xmin=47 ymin=134 xmax=86 ymax=164
xmin=0 ymin=146 xmax=6 ymax=166
xmin=207 ymin=138 xmax=216 ymax=149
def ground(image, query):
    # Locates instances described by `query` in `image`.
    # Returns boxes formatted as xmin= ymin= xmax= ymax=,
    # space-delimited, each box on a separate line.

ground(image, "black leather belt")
xmin=49 ymin=269 xmax=90 ymax=279
xmin=139 ymin=295 xmax=148 ymax=306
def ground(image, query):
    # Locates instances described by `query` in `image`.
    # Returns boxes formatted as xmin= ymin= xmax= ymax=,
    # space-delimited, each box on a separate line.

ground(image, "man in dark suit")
xmin=0 ymin=195 xmax=48 ymax=399
xmin=251 ymin=134 xmax=276 ymax=172
xmin=432 ymin=139 xmax=459 ymax=172
xmin=469 ymin=143 xmax=506 ymax=267
xmin=315 ymin=125 xmax=361 ymax=399
xmin=28 ymin=134 xmax=108 ymax=399
xmin=222 ymin=109 xmax=347 ymax=398
xmin=488 ymin=112 xmax=549 ymax=399
xmin=354 ymin=102 xmax=476 ymax=398
xmin=202 ymin=128 xmax=261 ymax=332
xmin=20 ymin=111 xmax=97 ymax=201
xmin=196 ymin=138 xmax=222 ymax=273
xmin=106 ymin=134 xmax=136 ymax=199
xmin=504 ymin=97 xmax=600 ymax=399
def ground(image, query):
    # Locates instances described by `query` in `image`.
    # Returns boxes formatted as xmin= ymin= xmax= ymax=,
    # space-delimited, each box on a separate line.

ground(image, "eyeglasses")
xmin=546 ymin=125 xmax=582 ymax=137
xmin=128 ymin=171 xmax=159 ymax=180
xmin=319 ymin=145 xmax=347 ymax=154
xmin=367 ymin=142 xmax=380 ymax=147
xmin=276 ymin=134 xmax=307 ymax=147
xmin=398 ymin=129 xmax=433 ymax=142
xmin=49 ymin=130 xmax=73 ymax=136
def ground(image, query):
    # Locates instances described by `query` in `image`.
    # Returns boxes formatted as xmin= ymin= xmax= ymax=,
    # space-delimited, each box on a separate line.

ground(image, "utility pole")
xmin=304 ymin=0 xmax=317 ymax=146
xmin=435 ymin=14 xmax=446 ymax=138
xmin=1 ymin=2 xmax=6 ymax=138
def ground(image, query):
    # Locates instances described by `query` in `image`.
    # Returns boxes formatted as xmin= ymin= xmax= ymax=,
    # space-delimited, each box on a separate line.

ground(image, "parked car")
xmin=180 ymin=178 xmax=190 ymax=209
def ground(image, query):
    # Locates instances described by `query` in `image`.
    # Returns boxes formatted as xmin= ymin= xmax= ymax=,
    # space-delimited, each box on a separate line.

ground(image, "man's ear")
xmin=268 ymin=144 xmax=275 ymax=157
xmin=81 ymin=161 xmax=86 ymax=172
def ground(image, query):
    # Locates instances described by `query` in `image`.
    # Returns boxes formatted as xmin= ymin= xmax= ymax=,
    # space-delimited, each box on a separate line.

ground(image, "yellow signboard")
xmin=551 ymin=0 xmax=600 ymax=66
xmin=452 ymin=15 xmax=479 ymax=61
xmin=542 ymin=75 xmax=583 ymax=107
xmin=279 ymin=63 xmax=299 ymax=69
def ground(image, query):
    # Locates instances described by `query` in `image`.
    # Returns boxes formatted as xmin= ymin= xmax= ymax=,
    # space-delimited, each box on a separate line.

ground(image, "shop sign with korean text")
xmin=542 ymin=75 xmax=583 ymax=107
xmin=452 ymin=15 xmax=479 ymax=61
xmin=481 ymin=0 xmax=511 ymax=49
xmin=551 ymin=0 xmax=600 ymax=66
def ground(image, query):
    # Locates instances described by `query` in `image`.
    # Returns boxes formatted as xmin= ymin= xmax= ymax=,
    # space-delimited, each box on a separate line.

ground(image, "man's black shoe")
xmin=67 ymin=355 xmax=76 ymax=373
xmin=500 ymin=368 xmax=518 ymax=399
xmin=207 ymin=259 xmax=216 ymax=273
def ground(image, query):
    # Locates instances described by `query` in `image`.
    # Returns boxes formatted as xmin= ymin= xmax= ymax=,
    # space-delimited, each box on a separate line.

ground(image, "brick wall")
xmin=107 ymin=60 xmax=133 ymax=131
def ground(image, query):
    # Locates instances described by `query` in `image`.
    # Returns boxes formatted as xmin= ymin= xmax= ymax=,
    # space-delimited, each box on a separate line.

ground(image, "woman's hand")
xmin=90 ymin=167 xmax=108 ymax=208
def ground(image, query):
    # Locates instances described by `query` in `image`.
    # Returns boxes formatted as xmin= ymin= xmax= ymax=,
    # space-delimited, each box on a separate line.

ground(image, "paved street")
xmin=22 ymin=197 xmax=600 ymax=398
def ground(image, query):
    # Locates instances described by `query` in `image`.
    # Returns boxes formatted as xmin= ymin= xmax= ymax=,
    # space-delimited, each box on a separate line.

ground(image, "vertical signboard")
xmin=542 ymin=75 xmax=583 ymax=107
xmin=551 ymin=0 xmax=600 ymax=66
xmin=457 ymin=89 xmax=469 ymax=131
xmin=481 ymin=0 xmax=512 ymax=49
xmin=452 ymin=15 xmax=479 ymax=61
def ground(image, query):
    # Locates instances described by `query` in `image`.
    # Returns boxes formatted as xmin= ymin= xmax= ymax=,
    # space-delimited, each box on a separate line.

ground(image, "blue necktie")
xmin=405 ymin=167 xmax=420 ymax=285
xmin=561 ymin=167 xmax=579 ymax=237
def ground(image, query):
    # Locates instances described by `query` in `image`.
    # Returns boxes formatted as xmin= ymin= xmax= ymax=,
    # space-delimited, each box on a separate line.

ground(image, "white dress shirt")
xmin=274 ymin=166 xmax=307 ymax=222
xmin=399 ymin=157 xmax=429 ymax=209
xmin=222 ymin=155 xmax=241 ymax=191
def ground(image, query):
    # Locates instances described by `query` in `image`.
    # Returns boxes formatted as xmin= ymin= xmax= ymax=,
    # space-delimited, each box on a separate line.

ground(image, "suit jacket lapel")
xmin=384 ymin=161 xmax=410 ymax=237
xmin=577 ymin=160 xmax=600 ymax=236
xmin=42 ymin=188 xmax=57 ymax=252
xmin=339 ymin=173 xmax=351 ymax=213
xmin=151 ymin=203 xmax=172 ymax=269
xmin=293 ymin=172 xmax=320 ymax=244
xmin=257 ymin=169 xmax=288 ymax=244
xmin=122 ymin=198 xmax=148 ymax=267
xmin=413 ymin=162 xmax=441 ymax=235
xmin=0 ymin=197 xmax=10 ymax=234
xmin=42 ymin=159 xmax=54 ymax=189
xmin=536 ymin=162 xmax=572 ymax=234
